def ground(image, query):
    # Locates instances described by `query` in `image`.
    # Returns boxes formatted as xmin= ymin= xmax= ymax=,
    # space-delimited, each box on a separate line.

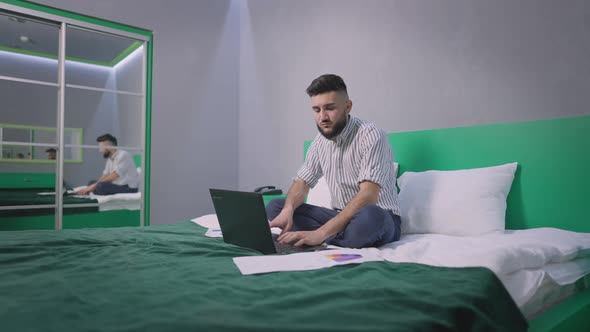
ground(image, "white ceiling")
xmin=0 ymin=10 xmax=138 ymax=64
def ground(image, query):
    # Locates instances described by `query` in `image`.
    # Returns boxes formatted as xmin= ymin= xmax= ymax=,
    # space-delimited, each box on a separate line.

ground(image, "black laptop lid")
xmin=209 ymin=189 xmax=277 ymax=254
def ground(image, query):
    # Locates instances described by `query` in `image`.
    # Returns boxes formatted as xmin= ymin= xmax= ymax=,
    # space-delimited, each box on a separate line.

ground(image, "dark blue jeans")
xmin=90 ymin=181 xmax=138 ymax=195
xmin=266 ymin=199 xmax=401 ymax=248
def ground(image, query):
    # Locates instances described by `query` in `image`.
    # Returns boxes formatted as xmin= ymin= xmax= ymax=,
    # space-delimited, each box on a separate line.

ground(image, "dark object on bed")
xmin=0 ymin=222 xmax=527 ymax=332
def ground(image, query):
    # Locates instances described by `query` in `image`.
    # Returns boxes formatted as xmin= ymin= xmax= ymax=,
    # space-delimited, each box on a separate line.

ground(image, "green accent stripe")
xmin=1 ymin=123 xmax=57 ymax=130
xmin=109 ymin=41 xmax=142 ymax=66
xmin=144 ymin=36 xmax=153 ymax=226
xmin=0 ymin=160 xmax=81 ymax=164
xmin=66 ymin=55 xmax=111 ymax=67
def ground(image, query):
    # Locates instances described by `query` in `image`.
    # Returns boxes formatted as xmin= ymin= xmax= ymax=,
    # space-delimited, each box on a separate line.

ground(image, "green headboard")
xmin=304 ymin=115 xmax=590 ymax=232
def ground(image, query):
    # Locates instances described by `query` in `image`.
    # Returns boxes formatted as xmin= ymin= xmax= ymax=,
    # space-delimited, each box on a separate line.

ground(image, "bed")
xmin=0 ymin=115 xmax=588 ymax=331
xmin=384 ymin=114 xmax=590 ymax=331
xmin=0 ymin=173 xmax=141 ymax=230
xmin=0 ymin=221 xmax=526 ymax=332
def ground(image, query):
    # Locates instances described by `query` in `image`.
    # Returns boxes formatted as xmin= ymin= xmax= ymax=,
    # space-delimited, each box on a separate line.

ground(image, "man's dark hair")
xmin=306 ymin=74 xmax=348 ymax=97
xmin=97 ymin=133 xmax=118 ymax=146
xmin=45 ymin=148 xmax=56 ymax=153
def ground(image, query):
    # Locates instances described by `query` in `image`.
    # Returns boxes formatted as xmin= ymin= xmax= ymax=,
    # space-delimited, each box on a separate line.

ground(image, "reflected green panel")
xmin=63 ymin=210 xmax=140 ymax=229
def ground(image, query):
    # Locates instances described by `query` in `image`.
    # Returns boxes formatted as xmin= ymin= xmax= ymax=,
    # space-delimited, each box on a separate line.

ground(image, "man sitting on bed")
xmin=266 ymin=74 xmax=401 ymax=249
xmin=75 ymin=134 xmax=139 ymax=196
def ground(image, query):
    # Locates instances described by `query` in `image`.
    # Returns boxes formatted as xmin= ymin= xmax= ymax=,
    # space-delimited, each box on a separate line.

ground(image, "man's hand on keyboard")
xmin=277 ymin=229 xmax=327 ymax=247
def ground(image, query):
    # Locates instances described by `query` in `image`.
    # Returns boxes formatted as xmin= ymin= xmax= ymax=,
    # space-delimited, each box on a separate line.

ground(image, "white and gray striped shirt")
xmin=297 ymin=116 xmax=400 ymax=215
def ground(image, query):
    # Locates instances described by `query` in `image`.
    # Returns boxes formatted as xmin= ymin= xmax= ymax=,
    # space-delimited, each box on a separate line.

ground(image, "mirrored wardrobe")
xmin=0 ymin=1 xmax=152 ymax=230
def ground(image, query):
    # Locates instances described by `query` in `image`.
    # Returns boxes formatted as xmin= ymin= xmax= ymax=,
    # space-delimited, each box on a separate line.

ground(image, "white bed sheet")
xmin=379 ymin=228 xmax=590 ymax=275
xmin=91 ymin=193 xmax=141 ymax=212
xmin=190 ymin=214 xmax=590 ymax=316
xmin=71 ymin=187 xmax=141 ymax=212
xmin=379 ymin=229 xmax=590 ymax=314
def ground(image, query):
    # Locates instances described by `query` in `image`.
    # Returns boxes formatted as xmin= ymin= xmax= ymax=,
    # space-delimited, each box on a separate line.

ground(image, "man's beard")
xmin=103 ymin=151 xmax=111 ymax=159
xmin=317 ymin=115 xmax=348 ymax=139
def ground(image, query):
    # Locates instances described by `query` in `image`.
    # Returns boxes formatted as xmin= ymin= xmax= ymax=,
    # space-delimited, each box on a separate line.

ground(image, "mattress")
xmin=91 ymin=192 xmax=141 ymax=212
xmin=523 ymin=271 xmax=590 ymax=319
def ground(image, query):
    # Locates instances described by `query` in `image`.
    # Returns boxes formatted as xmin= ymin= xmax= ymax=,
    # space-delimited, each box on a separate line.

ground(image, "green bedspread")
xmin=0 ymin=222 xmax=527 ymax=332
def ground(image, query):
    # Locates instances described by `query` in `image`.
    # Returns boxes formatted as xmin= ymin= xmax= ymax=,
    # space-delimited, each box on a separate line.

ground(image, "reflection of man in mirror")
xmin=45 ymin=148 xmax=57 ymax=160
xmin=75 ymin=133 xmax=139 ymax=196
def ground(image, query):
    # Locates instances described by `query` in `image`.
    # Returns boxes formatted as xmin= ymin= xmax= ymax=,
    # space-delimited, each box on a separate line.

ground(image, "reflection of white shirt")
xmin=103 ymin=150 xmax=139 ymax=188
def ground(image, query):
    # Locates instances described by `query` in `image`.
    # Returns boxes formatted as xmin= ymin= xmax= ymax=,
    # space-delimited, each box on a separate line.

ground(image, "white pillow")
xmin=397 ymin=162 xmax=518 ymax=236
xmin=307 ymin=162 xmax=399 ymax=209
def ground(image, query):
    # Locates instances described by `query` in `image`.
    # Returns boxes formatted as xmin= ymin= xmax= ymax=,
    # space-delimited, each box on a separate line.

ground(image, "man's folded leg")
xmin=327 ymin=205 xmax=401 ymax=248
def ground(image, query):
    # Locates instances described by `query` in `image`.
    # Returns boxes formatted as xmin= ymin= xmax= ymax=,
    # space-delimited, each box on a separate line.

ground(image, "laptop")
xmin=209 ymin=188 xmax=327 ymax=255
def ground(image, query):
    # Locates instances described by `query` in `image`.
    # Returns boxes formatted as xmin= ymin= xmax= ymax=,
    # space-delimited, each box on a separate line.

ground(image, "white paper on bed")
xmin=233 ymin=248 xmax=383 ymax=275
xmin=191 ymin=214 xmax=222 ymax=237
xmin=204 ymin=228 xmax=223 ymax=238
xmin=191 ymin=214 xmax=220 ymax=229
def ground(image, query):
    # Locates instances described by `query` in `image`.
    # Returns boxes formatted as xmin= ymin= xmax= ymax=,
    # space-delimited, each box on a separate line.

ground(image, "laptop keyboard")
xmin=273 ymin=240 xmax=309 ymax=253
xmin=270 ymin=233 xmax=328 ymax=254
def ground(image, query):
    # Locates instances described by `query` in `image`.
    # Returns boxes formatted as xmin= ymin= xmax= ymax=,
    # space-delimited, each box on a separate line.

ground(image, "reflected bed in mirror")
xmin=0 ymin=172 xmax=141 ymax=231
xmin=0 ymin=123 xmax=83 ymax=163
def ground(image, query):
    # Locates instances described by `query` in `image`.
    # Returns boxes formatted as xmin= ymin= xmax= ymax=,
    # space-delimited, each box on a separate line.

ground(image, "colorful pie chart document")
xmin=233 ymin=248 xmax=384 ymax=275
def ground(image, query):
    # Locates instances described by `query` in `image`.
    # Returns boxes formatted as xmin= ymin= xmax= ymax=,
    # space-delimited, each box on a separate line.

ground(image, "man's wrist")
xmin=316 ymin=227 xmax=332 ymax=242
xmin=281 ymin=204 xmax=295 ymax=215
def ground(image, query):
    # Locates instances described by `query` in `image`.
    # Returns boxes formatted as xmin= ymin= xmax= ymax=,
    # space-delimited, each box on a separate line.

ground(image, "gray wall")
xmin=238 ymin=0 xmax=590 ymax=193
xmin=33 ymin=0 xmax=241 ymax=224
xmin=22 ymin=0 xmax=590 ymax=223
